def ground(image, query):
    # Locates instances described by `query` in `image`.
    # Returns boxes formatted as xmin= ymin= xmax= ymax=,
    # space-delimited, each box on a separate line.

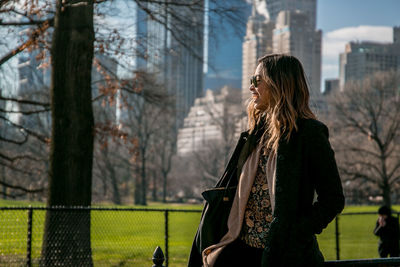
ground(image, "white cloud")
xmin=207 ymin=69 xmax=239 ymax=80
xmin=245 ymin=0 xmax=270 ymax=20
xmin=321 ymin=25 xmax=393 ymax=89
xmin=255 ymin=0 xmax=270 ymax=20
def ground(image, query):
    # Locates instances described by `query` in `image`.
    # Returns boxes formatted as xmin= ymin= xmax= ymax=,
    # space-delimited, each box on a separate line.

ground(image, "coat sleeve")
xmin=307 ymin=123 xmax=345 ymax=235
xmin=374 ymin=220 xmax=383 ymax=236
xmin=374 ymin=217 xmax=400 ymax=240
xmin=188 ymin=231 xmax=203 ymax=267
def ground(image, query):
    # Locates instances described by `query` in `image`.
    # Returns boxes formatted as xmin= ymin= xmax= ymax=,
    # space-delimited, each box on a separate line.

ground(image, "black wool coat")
xmin=189 ymin=118 xmax=345 ymax=267
xmin=374 ymin=216 xmax=400 ymax=250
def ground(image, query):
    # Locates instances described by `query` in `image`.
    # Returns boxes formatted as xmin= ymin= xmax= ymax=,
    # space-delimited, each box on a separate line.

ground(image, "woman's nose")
xmin=249 ymin=84 xmax=255 ymax=91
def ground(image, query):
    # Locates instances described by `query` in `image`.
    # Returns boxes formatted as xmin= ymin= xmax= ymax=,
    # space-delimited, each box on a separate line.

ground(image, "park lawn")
xmin=318 ymin=205 xmax=400 ymax=260
xmin=0 ymin=200 xmax=202 ymax=266
xmin=1 ymin=201 xmax=398 ymax=266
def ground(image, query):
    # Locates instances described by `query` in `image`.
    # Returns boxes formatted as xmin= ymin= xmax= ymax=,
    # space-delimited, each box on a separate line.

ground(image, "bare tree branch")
xmin=0 ymin=18 xmax=52 ymax=67
xmin=0 ymin=132 xmax=28 ymax=145
xmin=0 ymin=107 xmax=50 ymax=115
xmin=329 ymin=71 xmax=400 ymax=206
xmin=0 ymin=95 xmax=50 ymax=107
xmin=342 ymin=160 xmax=384 ymax=178
xmin=0 ymin=179 xmax=44 ymax=193
xmin=0 ymin=18 xmax=54 ymax=26
xmin=0 ymin=152 xmax=44 ymax=162
xmin=335 ymin=146 xmax=381 ymax=159
xmin=339 ymin=167 xmax=378 ymax=184
xmin=0 ymin=114 xmax=49 ymax=143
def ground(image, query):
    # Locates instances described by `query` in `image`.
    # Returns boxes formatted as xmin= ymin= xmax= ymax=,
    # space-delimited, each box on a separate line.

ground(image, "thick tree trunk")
xmin=41 ymin=0 xmax=94 ymax=266
xmin=382 ymin=182 xmax=392 ymax=208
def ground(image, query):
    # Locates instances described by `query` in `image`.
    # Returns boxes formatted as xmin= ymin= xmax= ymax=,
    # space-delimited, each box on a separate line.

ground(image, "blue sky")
xmin=206 ymin=0 xmax=400 ymax=91
xmin=317 ymin=0 xmax=400 ymax=32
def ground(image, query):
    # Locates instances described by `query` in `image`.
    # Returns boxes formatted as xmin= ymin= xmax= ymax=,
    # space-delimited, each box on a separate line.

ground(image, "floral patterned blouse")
xmin=239 ymin=151 xmax=273 ymax=248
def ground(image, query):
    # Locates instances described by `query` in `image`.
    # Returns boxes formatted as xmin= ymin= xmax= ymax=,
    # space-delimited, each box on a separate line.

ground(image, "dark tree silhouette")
xmin=329 ymin=71 xmax=400 ymax=208
xmin=41 ymin=0 xmax=95 ymax=265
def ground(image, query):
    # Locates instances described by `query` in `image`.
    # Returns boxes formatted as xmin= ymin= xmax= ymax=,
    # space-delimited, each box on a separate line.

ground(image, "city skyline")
xmin=206 ymin=0 xmax=400 ymax=92
xmin=240 ymin=0 xmax=321 ymax=102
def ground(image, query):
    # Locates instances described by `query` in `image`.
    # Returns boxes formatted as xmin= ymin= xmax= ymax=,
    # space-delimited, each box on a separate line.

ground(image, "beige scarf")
xmin=202 ymin=144 xmax=277 ymax=267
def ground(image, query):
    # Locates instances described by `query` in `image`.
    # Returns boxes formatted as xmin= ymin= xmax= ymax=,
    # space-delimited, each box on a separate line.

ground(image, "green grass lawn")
xmin=0 ymin=200 xmax=398 ymax=266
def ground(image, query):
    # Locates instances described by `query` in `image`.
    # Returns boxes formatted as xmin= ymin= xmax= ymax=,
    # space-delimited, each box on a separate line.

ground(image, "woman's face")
xmin=249 ymin=63 xmax=270 ymax=110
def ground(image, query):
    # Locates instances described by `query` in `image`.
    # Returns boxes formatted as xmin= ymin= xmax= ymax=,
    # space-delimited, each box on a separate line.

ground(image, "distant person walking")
xmin=374 ymin=205 xmax=400 ymax=258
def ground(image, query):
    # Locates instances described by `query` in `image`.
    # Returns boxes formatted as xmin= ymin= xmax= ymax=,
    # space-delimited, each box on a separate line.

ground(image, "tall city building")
xmin=242 ymin=0 xmax=322 ymax=102
xmin=339 ymin=27 xmax=400 ymax=90
xmin=146 ymin=1 xmax=204 ymax=127
xmin=324 ymin=79 xmax=339 ymax=96
xmin=177 ymin=86 xmax=241 ymax=155
xmin=394 ymin=26 xmax=400 ymax=44
xmin=338 ymin=53 xmax=347 ymax=92
xmin=265 ymin=0 xmax=317 ymax=29
xmin=241 ymin=5 xmax=274 ymax=103
xmin=273 ymin=10 xmax=321 ymax=97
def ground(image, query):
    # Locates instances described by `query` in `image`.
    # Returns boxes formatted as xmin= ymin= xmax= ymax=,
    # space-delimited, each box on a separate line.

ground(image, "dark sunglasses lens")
xmin=250 ymin=76 xmax=257 ymax=87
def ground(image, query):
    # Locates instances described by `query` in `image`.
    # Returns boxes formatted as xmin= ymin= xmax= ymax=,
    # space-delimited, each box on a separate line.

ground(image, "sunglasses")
xmin=250 ymin=75 xmax=261 ymax=87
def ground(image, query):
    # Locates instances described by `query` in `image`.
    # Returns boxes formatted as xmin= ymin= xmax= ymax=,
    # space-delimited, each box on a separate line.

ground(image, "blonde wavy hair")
xmin=247 ymin=54 xmax=316 ymax=152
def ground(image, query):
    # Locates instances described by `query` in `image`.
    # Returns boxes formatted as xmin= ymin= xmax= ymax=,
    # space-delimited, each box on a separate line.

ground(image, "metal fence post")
xmin=164 ymin=210 xmax=169 ymax=267
xmin=152 ymin=246 xmax=165 ymax=267
xmin=335 ymin=216 xmax=340 ymax=260
xmin=26 ymin=207 xmax=33 ymax=267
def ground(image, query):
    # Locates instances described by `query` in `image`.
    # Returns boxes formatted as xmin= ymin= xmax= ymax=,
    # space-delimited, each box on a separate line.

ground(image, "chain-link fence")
xmin=0 ymin=207 xmax=201 ymax=267
xmin=321 ymin=212 xmax=400 ymax=261
xmin=0 ymin=207 xmax=397 ymax=266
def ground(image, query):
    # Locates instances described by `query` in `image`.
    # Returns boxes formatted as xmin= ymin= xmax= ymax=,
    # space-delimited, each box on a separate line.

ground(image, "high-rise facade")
xmin=273 ymin=10 xmax=321 ymax=97
xmin=242 ymin=0 xmax=321 ymax=102
xmin=339 ymin=27 xmax=400 ymax=90
xmin=265 ymin=0 xmax=317 ymax=29
xmin=241 ymin=5 xmax=274 ymax=102
xmin=394 ymin=26 xmax=400 ymax=44
xmin=146 ymin=1 xmax=204 ymax=127
xmin=324 ymin=79 xmax=339 ymax=96
xmin=177 ymin=86 xmax=241 ymax=155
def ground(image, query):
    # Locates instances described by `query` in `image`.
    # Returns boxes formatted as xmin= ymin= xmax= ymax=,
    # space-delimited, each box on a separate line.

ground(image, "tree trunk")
xmin=1 ymin=167 xmax=6 ymax=200
xmin=0 ymin=131 xmax=5 ymax=199
xmin=109 ymin=167 xmax=121 ymax=205
xmin=103 ymin=145 xmax=121 ymax=204
xmin=162 ymin=170 xmax=167 ymax=203
xmin=134 ymin=175 xmax=141 ymax=205
xmin=41 ymin=0 xmax=94 ymax=265
xmin=141 ymin=156 xmax=147 ymax=205
xmin=152 ymin=169 xmax=158 ymax=202
xmin=382 ymin=182 xmax=391 ymax=208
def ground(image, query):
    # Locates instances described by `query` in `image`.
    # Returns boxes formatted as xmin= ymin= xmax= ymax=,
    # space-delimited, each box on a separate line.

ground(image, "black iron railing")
xmin=150 ymin=246 xmax=400 ymax=267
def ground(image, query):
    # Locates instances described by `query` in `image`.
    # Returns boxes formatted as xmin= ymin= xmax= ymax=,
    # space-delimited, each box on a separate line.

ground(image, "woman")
xmin=188 ymin=54 xmax=345 ymax=267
